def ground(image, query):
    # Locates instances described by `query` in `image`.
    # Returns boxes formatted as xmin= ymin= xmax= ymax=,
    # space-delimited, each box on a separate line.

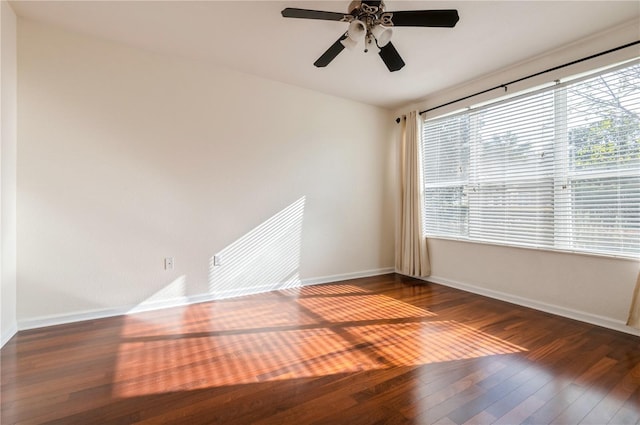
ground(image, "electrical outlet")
xmin=213 ymin=255 xmax=221 ymax=266
xmin=164 ymin=257 xmax=174 ymax=270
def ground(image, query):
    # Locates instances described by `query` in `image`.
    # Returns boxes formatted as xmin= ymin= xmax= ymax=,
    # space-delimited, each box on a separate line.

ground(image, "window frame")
xmin=421 ymin=60 xmax=640 ymax=260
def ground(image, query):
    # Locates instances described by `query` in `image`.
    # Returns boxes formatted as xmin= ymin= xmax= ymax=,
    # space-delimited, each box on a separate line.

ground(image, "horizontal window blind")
xmin=422 ymin=62 xmax=640 ymax=258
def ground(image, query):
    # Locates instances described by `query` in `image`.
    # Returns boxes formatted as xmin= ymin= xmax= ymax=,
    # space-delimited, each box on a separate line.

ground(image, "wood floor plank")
xmin=462 ymin=410 xmax=497 ymax=425
xmin=579 ymin=363 xmax=640 ymax=424
xmin=607 ymin=386 xmax=640 ymax=424
xmin=1 ymin=273 xmax=638 ymax=424
xmin=446 ymin=359 xmax=551 ymax=424
xmin=492 ymin=394 xmax=547 ymax=425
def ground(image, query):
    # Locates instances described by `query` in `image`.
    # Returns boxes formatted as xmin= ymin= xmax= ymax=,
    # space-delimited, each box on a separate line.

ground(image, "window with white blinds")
xmin=422 ymin=62 xmax=640 ymax=258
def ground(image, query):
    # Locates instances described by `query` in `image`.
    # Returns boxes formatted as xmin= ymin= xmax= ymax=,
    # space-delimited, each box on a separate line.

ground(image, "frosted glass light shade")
xmin=371 ymin=25 xmax=392 ymax=47
xmin=347 ymin=20 xmax=366 ymax=41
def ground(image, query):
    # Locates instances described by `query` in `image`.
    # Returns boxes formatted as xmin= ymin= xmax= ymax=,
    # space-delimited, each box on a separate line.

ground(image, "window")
xmin=422 ymin=62 xmax=640 ymax=258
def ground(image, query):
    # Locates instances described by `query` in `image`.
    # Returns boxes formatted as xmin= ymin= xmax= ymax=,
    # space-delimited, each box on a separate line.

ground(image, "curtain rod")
xmin=396 ymin=40 xmax=640 ymax=120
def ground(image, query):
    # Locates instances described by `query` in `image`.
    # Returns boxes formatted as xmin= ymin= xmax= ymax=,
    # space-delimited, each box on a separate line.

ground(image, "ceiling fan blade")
xmin=281 ymin=8 xmax=349 ymax=22
xmin=314 ymin=36 xmax=347 ymax=68
xmin=388 ymin=10 xmax=459 ymax=27
xmin=378 ymin=42 xmax=405 ymax=72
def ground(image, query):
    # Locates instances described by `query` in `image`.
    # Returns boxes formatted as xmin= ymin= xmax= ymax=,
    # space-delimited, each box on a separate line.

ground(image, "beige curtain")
xmin=395 ymin=111 xmax=430 ymax=277
xmin=627 ymin=269 xmax=640 ymax=329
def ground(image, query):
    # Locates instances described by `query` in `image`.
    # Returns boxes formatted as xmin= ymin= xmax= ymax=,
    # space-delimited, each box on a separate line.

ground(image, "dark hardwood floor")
xmin=1 ymin=273 xmax=639 ymax=424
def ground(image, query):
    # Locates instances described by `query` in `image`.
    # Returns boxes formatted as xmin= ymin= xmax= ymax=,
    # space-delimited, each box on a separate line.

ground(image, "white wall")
xmin=398 ymin=21 xmax=640 ymax=335
xmin=17 ymin=20 xmax=395 ymax=327
xmin=427 ymin=239 xmax=639 ymax=334
xmin=1 ymin=0 xmax=18 ymax=346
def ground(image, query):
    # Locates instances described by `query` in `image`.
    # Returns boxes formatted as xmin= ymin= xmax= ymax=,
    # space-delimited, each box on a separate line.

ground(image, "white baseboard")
xmin=422 ymin=274 xmax=640 ymax=337
xmin=208 ymin=268 xmax=396 ymax=301
xmin=1 ymin=322 xmax=18 ymax=348
xmin=302 ymin=267 xmax=395 ymax=286
xmin=18 ymin=306 xmax=128 ymax=331
xmin=17 ymin=267 xmax=395 ymax=331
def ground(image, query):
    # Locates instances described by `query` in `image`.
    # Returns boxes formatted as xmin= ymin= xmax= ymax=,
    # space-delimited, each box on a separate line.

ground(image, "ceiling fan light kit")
xmin=371 ymin=25 xmax=392 ymax=47
xmin=341 ymin=35 xmax=359 ymax=50
xmin=346 ymin=19 xmax=367 ymax=41
xmin=281 ymin=0 xmax=459 ymax=72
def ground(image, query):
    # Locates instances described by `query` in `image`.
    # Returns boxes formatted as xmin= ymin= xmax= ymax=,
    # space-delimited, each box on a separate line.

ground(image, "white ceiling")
xmin=10 ymin=0 xmax=640 ymax=109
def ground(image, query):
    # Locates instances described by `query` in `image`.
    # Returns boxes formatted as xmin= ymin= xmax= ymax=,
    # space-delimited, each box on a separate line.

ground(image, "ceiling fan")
xmin=281 ymin=1 xmax=459 ymax=72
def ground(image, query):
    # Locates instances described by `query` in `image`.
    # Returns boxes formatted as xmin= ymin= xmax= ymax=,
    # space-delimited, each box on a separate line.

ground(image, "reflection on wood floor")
xmin=2 ymin=274 xmax=639 ymax=424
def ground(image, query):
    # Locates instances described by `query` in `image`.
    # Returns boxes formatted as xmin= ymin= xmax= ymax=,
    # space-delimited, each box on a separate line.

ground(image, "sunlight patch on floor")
xmin=279 ymin=284 xmax=370 ymax=296
xmin=113 ymin=290 xmax=525 ymax=397
xmin=297 ymin=294 xmax=437 ymax=322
